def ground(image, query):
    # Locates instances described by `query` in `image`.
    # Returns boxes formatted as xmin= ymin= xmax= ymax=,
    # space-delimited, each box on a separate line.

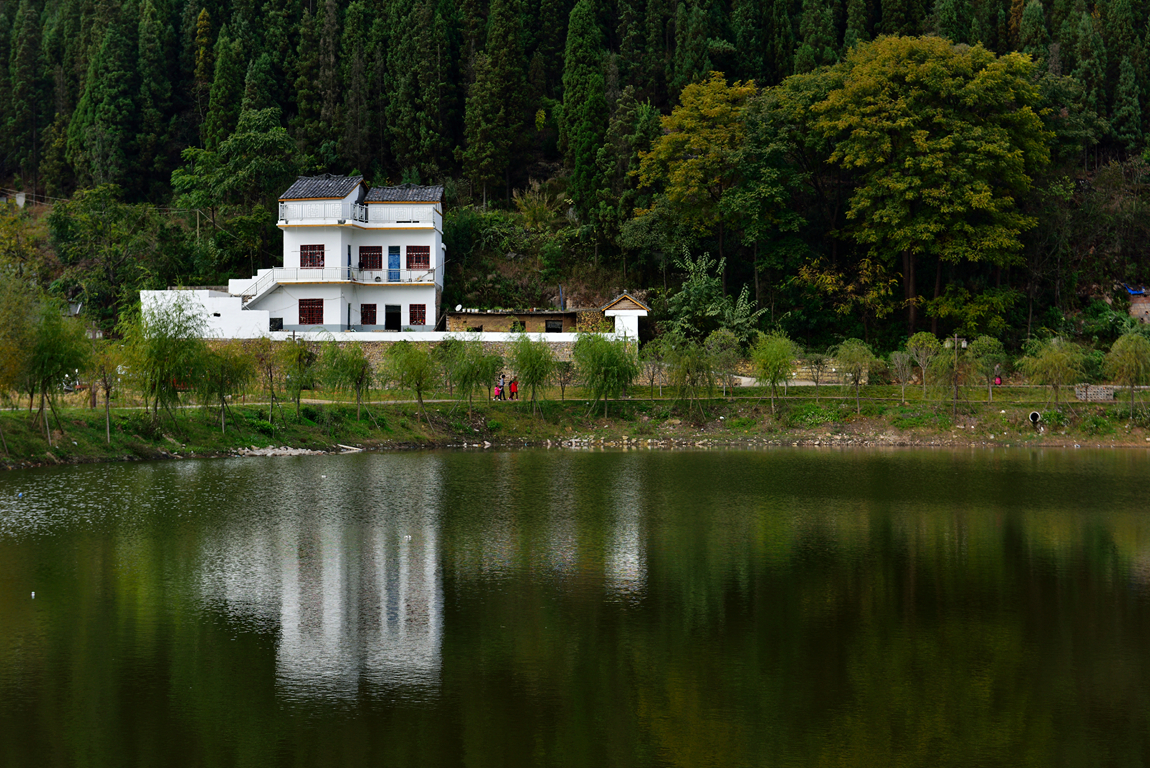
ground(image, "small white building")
xmin=601 ymin=293 xmax=651 ymax=339
xmin=143 ymin=175 xmax=445 ymax=337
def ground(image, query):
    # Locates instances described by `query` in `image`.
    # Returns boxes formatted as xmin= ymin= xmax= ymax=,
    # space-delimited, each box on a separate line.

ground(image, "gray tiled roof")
xmin=365 ymin=184 xmax=444 ymax=203
xmin=279 ymin=174 xmax=364 ymax=200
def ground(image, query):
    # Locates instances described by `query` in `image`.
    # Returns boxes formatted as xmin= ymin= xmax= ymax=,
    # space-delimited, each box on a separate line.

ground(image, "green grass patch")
xmin=889 ymin=408 xmax=953 ymax=430
xmin=785 ymin=402 xmax=838 ymax=428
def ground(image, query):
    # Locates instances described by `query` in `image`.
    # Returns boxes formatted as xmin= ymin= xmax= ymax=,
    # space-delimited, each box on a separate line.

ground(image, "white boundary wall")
xmin=142 ymin=289 xmax=633 ymax=343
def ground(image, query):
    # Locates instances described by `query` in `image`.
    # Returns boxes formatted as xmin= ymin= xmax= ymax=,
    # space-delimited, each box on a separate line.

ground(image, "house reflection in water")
xmin=276 ymin=518 xmax=441 ymax=699
xmin=604 ymin=461 xmax=645 ymax=601
xmin=196 ymin=461 xmax=443 ymax=702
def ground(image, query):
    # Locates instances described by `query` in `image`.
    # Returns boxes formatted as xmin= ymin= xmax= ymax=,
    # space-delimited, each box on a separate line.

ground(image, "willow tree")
xmin=834 ymin=338 xmax=876 ymax=415
xmin=810 ymin=36 xmax=1051 ymax=334
xmin=1105 ymin=333 xmax=1150 ymax=417
xmin=752 ymin=331 xmax=797 ymax=411
xmin=573 ymin=333 xmax=639 ymax=417
xmin=1019 ymin=337 xmax=1084 ymax=404
xmin=198 ymin=344 xmax=254 ymax=434
xmin=120 ymin=295 xmax=207 ymax=429
xmin=322 ymin=342 xmax=374 ymax=422
xmin=385 ymin=341 xmax=438 ymax=424
xmin=509 ymin=334 xmax=555 ymax=416
xmin=0 ymin=276 xmax=36 ymax=453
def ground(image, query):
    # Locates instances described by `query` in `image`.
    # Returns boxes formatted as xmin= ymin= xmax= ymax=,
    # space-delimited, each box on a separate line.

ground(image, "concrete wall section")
xmin=281 ymin=228 xmax=358 ymax=271
xmin=142 ymin=289 xmax=271 ymax=339
xmin=446 ymin=312 xmax=578 ymax=333
xmin=249 ymin=283 xmax=439 ymax=333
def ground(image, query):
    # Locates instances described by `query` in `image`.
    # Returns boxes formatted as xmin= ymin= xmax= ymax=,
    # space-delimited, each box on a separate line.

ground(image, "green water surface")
xmin=2 ymin=448 xmax=1149 ymax=767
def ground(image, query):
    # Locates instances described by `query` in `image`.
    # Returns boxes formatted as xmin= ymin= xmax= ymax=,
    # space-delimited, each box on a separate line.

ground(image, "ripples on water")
xmin=2 ymin=448 xmax=1150 ymax=766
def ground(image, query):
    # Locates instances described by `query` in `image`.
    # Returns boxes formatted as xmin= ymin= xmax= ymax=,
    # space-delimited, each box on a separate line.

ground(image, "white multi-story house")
xmin=143 ymin=175 xmax=446 ymax=338
xmin=226 ymin=175 xmax=445 ymax=333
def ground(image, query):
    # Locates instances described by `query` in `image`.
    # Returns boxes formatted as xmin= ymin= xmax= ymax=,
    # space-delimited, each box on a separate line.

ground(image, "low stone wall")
xmin=217 ymin=333 xmax=587 ymax=363
xmin=1075 ymin=384 xmax=1116 ymax=401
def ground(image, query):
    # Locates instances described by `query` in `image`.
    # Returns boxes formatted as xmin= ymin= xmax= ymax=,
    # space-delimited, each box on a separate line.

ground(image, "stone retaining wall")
xmin=215 ymin=335 xmax=581 ymax=364
xmin=1075 ymin=384 xmax=1116 ymax=401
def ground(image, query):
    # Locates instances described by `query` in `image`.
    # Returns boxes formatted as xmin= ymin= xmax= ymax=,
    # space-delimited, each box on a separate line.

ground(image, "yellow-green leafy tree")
xmin=636 ymin=72 xmax=757 ymax=291
xmin=811 ymin=36 xmax=1051 ymax=334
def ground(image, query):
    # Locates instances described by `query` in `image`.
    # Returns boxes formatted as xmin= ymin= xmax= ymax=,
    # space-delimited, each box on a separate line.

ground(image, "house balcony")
xmin=278 ymin=202 xmax=441 ymax=228
xmin=238 ymin=266 xmax=438 ymax=305
xmin=278 ymin=201 xmax=368 ymax=223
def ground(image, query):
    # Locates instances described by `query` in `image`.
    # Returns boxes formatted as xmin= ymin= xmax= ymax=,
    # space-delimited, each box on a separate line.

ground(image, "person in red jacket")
xmin=509 ymin=377 xmax=519 ymax=401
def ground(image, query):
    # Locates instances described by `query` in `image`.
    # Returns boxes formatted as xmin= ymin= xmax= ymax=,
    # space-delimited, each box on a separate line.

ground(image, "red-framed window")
xmin=300 ymin=244 xmax=324 ymax=269
xmin=299 ymin=299 xmax=324 ymax=325
xmin=359 ymin=246 xmax=382 ymax=270
xmin=409 ymin=304 xmax=427 ymax=326
xmin=406 ymin=246 xmax=430 ymax=270
xmin=361 ymin=304 xmax=377 ymax=326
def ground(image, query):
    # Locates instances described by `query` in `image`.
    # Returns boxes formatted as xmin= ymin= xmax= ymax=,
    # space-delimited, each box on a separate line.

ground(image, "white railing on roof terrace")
xmin=365 ymin=206 xmax=436 ymax=225
xmin=278 ymin=201 xmax=368 ymax=223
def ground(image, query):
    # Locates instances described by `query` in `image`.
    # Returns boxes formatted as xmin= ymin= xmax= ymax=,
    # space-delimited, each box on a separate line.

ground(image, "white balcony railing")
xmin=365 ymin=206 xmax=436 ymax=225
xmin=278 ymin=202 xmax=368 ymax=223
xmin=278 ymin=202 xmax=439 ymax=226
xmin=241 ymin=266 xmax=437 ymax=303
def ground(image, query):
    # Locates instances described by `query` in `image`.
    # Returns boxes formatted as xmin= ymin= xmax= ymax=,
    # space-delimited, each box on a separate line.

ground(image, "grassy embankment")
xmin=2 ymin=383 xmax=1150 ymax=468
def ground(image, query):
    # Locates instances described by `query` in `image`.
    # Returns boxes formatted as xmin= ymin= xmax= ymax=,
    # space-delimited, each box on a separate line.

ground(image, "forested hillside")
xmin=1 ymin=0 xmax=1148 ymax=349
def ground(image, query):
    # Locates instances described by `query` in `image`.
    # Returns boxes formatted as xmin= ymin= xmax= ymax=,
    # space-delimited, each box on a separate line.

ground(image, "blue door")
xmin=388 ymin=246 xmax=400 ymax=282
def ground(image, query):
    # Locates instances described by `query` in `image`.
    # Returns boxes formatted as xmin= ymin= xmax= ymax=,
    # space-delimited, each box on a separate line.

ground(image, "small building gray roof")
xmin=365 ymin=184 xmax=445 ymax=203
xmin=279 ymin=174 xmax=364 ymax=201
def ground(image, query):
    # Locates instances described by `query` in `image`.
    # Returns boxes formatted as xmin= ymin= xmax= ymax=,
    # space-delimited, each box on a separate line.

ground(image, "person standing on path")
xmin=499 ymin=373 xmax=507 ymax=401
xmin=509 ymin=378 xmax=518 ymax=401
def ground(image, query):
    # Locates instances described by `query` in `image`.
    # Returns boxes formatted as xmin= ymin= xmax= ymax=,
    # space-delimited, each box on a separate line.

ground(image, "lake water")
xmin=2 ymin=448 xmax=1150 ymax=766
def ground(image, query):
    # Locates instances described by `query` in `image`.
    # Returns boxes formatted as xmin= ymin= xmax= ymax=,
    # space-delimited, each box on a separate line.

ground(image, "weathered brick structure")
xmin=446 ymin=309 xmax=582 ymax=334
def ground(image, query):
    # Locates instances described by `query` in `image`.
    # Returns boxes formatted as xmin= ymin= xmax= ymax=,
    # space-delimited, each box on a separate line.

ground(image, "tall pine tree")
xmin=844 ymin=0 xmax=871 ymax=48
xmin=561 ymin=0 xmax=608 ymax=218
xmin=933 ymin=0 xmax=970 ymax=43
xmin=1111 ymin=55 xmax=1142 ymax=150
xmin=462 ymin=52 xmax=505 ymax=203
xmin=291 ymin=9 xmax=323 ymax=158
xmin=242 ymin=53 xmax=276 ymax=112
xmin=136 ymin=0 xmax=173 ymax=190
xmin=794 ymin=0 xmax=837 ymax=72
xmin=67 ymin=15 xmax=138 ymax=187
xmin=1072 ymin=11 xmax=1107 ymax=118
xmin=201 ymin=27 xmax=244 ymax=150
xmin=1018 ymin=0 xmax=1049 ymax=63
xmin=7 ymin=0 xmax=46 ymax=191
xmin=0 ymin=14 xmax=13 ymax=178
xmin=192 ymin=8 xmax=213 ymax=122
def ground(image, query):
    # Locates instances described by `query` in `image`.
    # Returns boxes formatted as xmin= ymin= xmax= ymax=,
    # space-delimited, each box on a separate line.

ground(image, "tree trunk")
xmin=40 ymin=391 xmax=51 ymax=446
xmin=931 ymin=259 xmax=942 ymax=336
xmin=719 ymin=221 xmax=727 ymax=296
xmin=903 ymin=250 xmax=917 ymax=334
xmin=754 ymin=243 xmax=761 ymax=309
xmin=105 ymin=385 xmax=111 ymax=444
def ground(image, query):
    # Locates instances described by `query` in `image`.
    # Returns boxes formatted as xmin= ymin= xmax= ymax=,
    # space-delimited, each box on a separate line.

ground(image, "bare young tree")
xmin=889 ymin=351 xmax=913 ymax=402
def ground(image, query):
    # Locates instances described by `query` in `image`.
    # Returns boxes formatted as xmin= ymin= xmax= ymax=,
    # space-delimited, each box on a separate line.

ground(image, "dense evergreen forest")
xmin=1 ymin=0 xmax=1149 ymax=350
